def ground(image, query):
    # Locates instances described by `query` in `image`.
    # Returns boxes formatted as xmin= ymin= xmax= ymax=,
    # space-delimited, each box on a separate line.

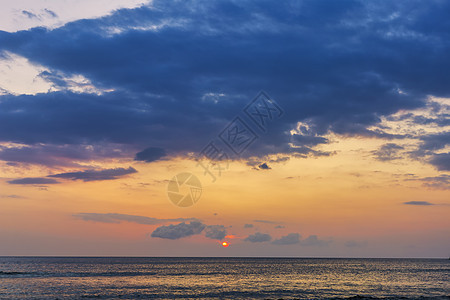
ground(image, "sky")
xmin=0 ymin=0 xmax=449 ymax=257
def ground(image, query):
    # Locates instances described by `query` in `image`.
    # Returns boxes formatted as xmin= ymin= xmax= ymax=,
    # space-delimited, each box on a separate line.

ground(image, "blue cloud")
xmin=373 ymin=143 xmax=404 ymax=161
xmin=48 ymin=167 xmax=137 ymax=181
xmin=300 ymin=235 xmax=331 ymax=247
xmin=272 ymin=233 xmax=300 ymax=245
xmin=8 ymin=177 xmax=59 ymax=185
xmin=22 ymin=10 xmax=38 ymax=20
xmin=151 ymin=221 xmax=206 ymax=239
xmin=429 ymin=153 xmax=450 ymax=171
xmin=135 ymin=147 xmax=167 ymax=162
xmin=258 ymin=163 xmax=271 ymax=170
xmin=420 ymin=175 xmax=450 ymax=190
xmin=403 ymin=201 xmax=434 ymax=206
xmin=204 ymin=225 xmax=227 ymax=240
xmin=245 ymin=232 xmax=272 ymax=243
xmin=0 ymin=0 xmax=449 ymax=165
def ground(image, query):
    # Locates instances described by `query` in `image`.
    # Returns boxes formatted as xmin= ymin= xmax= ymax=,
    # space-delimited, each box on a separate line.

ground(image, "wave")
xmin=328 ymin=297 xmax=450 ymax=300
xmin=0 ymin=271 xmax=31 ymax=275
xmin=72 ymin=293 xmax=450 ymax=300
xmin=0 ymin=270 xmax=230 ymax=278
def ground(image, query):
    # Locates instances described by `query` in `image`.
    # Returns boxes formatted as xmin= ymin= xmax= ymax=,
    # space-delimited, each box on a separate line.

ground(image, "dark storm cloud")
xmin=134 ymin=147 xmax=167 ymax=162
xmin=151 ymin=221 xmax=206 ymax=239
xmin=48 ymin=167 xmax=137 ymax=181
xmin=7 ymin=177 xmax=59 ymax=185
xmin=244 ymin=232 xmax=272 ymax=243
xmin=403 ymin=201 xmax=434 ymax=206
xmin=272 ymin=233 xmax=300 ymax=245
xmin=73 ymin=213 xmax=199 ymax=224
xmin=1 ymin=0 xmax=450 ymax=164
xmin=0 ymin=91 xmax=227 ymax=163
xmin=0 ymin=92 xmax=179 ymax=145
xmin=204 ymin=225 xmax=227 ymax=240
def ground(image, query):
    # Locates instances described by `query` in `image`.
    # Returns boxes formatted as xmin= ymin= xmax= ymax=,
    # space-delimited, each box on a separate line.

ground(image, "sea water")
xmin=0 ymin=257 xmax=448 ymax=299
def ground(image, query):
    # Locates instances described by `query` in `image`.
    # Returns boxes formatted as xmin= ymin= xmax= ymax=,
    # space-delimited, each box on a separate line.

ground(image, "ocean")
xmin=0 ymin=257 xmax=448 ymax=299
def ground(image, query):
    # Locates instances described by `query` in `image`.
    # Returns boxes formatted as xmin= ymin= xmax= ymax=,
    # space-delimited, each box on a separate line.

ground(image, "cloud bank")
xmin=0 ymin=0 xmax=448 ymax=168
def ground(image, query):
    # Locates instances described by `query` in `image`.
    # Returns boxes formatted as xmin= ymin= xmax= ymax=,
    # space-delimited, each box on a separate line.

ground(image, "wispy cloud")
xmin=403 ymin=201 xmax=434 ymax=206
xmin=420 ymin=175 xmax=450 ymax=190
xmin=49 ymin=167 xmax=137 ymax=182
xmin=0 ymin=194 xmax=26 ymax=199
xmin=372 ymin=143 xmax=404 ymax=161
xmin=253 ymin=220 xmax=280 ymax=224
xmin=8 ymin=177 xmax=59 ymax=185
xmin=73 ymin=213 xmax=200 ymax=225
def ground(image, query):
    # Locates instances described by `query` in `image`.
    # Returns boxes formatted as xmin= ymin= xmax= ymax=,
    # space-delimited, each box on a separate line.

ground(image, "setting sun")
xmin=222 ymin=242 xmax=229 ymax=247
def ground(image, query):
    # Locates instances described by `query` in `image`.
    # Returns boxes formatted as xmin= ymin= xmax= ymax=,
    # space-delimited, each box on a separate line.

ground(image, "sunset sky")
xmin=0 ymin=0 xmax=449 ymax=257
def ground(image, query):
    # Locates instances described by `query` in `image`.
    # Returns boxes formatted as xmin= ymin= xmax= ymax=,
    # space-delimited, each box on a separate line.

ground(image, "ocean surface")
xmin=0 ymin=257 xmax=448 ymax=299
